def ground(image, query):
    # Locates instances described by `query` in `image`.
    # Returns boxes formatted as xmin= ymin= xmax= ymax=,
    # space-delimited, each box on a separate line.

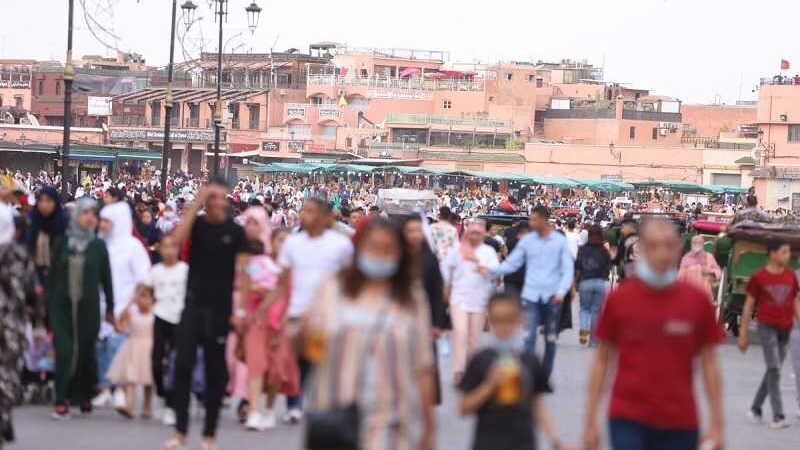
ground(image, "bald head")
xmin=639 ymin=218 xmax=681 ymax=273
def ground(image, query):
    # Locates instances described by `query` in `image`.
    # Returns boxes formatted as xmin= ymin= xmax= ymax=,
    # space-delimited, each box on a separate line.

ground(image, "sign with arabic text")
xmin=261 ymin=141 xmax=280 ymax=151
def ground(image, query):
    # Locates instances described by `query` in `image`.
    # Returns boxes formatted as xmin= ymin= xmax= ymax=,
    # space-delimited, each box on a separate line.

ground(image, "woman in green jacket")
xmin=46 ymin=198 xmax=114 ymax=419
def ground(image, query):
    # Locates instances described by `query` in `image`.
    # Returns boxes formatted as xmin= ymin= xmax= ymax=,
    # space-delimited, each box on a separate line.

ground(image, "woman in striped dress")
xmin=302 ymin=218 xmax=435 ymax=450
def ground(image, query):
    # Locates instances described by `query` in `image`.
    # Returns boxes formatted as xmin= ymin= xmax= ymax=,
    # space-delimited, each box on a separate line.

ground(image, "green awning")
xmin=572 ymin=179 xmax=635 ymax=192
xmin=631 ymin=180 xmax=710 ymax=193
xmin=117 ymin=150 xmax=163 ymax=160
xmin=704 ymin=184 xmax=748 ymax=194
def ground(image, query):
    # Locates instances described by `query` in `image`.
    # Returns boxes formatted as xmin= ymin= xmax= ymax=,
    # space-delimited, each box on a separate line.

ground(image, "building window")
xmin=789 ymin=125 xmax=800 ymax=142
xmin=526 ymin=74 xmax=536 ymax=82
xmin=652 ymin=127 xmax=658 ymax=140
xmin=629 ymin=126 xmax=636 ymax=139
xmin=248 ymin=104 xmax=260 ymax=129
xmin=55 ymin=81 xmax=61 ymax=95
xmin=38 ymin=81 xmax=43 ymax=95
xmin=320 ymin=125 xmax=337 ymax=139
xmin=536 ymin=78 xmax=543 ymax=88
xmin=505 ymin=73 xmax=513 ymax=81
xmin=442 ymin=99 xmax=452 ymax=109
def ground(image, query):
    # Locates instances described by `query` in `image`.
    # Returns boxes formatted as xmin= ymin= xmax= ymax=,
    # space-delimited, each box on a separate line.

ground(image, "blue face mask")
xmin=480 ymin=329 xmax=525 ymax=353
xmin=357 ymin=254 xmax=399 ymax=279
xmin=635 ymin=258 xmax=677 ymax=289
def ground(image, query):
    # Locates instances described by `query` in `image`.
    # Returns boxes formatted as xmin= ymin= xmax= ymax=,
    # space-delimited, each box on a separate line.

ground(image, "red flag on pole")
xmin=781 ymin=59 xmax=790 ymax=70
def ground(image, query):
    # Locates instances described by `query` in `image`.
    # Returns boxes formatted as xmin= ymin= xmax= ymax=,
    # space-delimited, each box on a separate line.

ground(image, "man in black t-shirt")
xmin=459 ymin=293 xmax=567 ymax=450
xmin=163 ymin=177 xmax=247 ymax=450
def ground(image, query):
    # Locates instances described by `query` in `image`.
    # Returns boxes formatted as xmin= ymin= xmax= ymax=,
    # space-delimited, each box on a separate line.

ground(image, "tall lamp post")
xmin=61 ymin=0 xmax=76 ymax=196
xmin=160 ymin=0 xmax=199 ymax=194
xmin=209 ymin=0 xmax=261 ymax=179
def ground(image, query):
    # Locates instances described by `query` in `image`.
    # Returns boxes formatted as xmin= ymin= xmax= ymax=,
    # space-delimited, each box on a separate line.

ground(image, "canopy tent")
xmin=572 ymin=179 xmax=635 ymax=192
xmin=631 ymin=180 xmax=710 ymax=194
xmin=703 ymin=184 xmax=749 ymax=194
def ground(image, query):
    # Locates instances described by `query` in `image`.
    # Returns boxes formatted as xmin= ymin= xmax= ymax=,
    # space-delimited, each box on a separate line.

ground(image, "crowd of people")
xmin=0 ymin=168 xmax=798 ymax=450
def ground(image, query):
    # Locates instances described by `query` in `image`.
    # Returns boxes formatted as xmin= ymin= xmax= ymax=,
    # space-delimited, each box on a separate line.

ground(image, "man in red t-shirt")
xmin=583 ymin=219 xmax=724 ymax=450
xmin=738 ymin=240 xmax=800 ymax=428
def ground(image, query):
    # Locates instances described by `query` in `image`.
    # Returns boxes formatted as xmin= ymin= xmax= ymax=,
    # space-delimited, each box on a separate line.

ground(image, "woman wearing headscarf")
xmin=227 ymin=206 xmax=272 ymax=426
xmin=27 ymin=187 xmax=68 ymax=283
xmin=93 ymin=201 xmax=151 ymax=409
xmin=45 ymin=198 xmax=114 ymax=419
xmin=678 ymin=235 xmax=721 ymax=299
xmin=0 ymin=203 xmax=39 ymax=448
xmin=442 ymin=218 xmax=499 ymax=383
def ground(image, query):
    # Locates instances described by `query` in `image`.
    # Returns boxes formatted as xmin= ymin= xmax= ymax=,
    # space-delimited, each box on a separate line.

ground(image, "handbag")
xmin=304 ymin=303 xmax=390 ymax=450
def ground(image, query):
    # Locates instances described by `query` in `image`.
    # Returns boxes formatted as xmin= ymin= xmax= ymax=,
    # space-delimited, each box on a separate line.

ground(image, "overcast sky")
xmin=2 ymin=0 xmax=798 ymax=104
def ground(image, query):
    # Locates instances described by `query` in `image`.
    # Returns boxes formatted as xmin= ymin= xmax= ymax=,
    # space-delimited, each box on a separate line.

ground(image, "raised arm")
xmin=172 ymin=187 xmax=208 ymax=245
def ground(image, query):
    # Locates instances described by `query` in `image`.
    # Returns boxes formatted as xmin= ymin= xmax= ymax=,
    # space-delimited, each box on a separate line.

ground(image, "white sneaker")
xmin=282 ymin=408 xmax=302 ymax=424
xmin=746 ymin=410 xmax=763 ymax=423
xmin=261 ymin=410 xmax=276 ymax=430
xmin=112 ymin=389 xmax=126 ymax=409
xmin=91 ymin=390 xmax=112 ymax=408
xmin=769 ymin=419 xmax=790 ymax=429
xmin=245 ymin=412 xmax=265 ymax=431
xmin=162 ymin=408 xmax=176 ymax=427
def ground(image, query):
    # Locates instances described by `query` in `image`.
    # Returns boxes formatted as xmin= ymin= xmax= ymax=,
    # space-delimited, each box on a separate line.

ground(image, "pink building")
xmin=681 ymin=103 xmax=757 ymax=138
xmin=751 ymin=78 xmax=800 ymax=210
xmin=0 ymin=59 xmax=35 ymax=118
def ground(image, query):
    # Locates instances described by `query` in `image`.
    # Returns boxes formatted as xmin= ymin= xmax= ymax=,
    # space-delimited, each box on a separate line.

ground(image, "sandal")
xmin=160 ymin=436 xmax=186 ymax=450
xmin=200 ymin=438 xmax=217 ymax=450
xmin=115 ymin=407 xmax=133 ymax=419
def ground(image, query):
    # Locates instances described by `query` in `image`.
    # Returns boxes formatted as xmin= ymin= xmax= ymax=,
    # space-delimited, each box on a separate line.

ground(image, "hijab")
xmin=0 ymin=202 xmax=15 ymax=246
xmin=67 ymin=197 xmax=98 ymax=253
xmin=27 ymin=186 xmax=68 ymax=247
xmin=460 ymin=218 xmax=486 ymax=261
xmin=242 ymin=206 xmax=272 ymax=254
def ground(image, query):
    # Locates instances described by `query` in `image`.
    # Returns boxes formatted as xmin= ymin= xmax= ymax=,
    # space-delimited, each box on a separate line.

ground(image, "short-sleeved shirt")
xmin=278 ymin=229 xmax=354 ymax=318
xmin=746 ymin=267 xmax=799 ymax=331
xmin=458 ymin=348 xmax=551 ymax=450
xmin=595 ymin=277 xmax=725 ymax=429
xmin=185 ymin=216 xmax=246 ymax=317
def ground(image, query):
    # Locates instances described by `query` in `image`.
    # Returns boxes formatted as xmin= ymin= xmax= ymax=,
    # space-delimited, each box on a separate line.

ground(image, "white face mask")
xmin=635 ymin=258 xmax=677 ymax=289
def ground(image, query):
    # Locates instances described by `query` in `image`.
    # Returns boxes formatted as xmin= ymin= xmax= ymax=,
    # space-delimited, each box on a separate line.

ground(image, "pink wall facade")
xmin=0 ymin=123 xmax=104 ymax=145
xmin=681 ymin=104 xmax=757 ymax=137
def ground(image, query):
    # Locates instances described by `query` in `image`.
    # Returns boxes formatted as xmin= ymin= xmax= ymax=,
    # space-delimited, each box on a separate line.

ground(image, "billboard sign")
xmin=88 ymin=96 xmax=113 ymax=116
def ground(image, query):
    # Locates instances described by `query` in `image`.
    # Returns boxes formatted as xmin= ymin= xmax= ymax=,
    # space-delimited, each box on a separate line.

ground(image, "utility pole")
xmin=212 ymin=0 xmax=225 ymax=178
xmin=61 ymin=0 xmax=75 ymax=197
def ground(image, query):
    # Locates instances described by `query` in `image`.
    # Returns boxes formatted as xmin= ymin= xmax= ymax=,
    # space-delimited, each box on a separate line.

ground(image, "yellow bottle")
xmin=495 ymin=354 xmax=521 ymax=405
xmin=304 ymin=329 xmax=327 ymax=363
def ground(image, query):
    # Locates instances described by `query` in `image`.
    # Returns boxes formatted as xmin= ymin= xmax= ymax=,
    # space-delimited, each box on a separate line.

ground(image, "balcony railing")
xmin=385 ymin=113 xmax=511 ymax=128
xmin=543 ymin=108 xmax=616 ymax=119
xmin=621 ymin=110 xmax=682 ymax=122
xmin=184 ymin=117 xmax=200 ymax=128
xmin=760 ymin=76 xmax=800 ymax=86
xmin=307 ymin=75 xmax=485 ymax=92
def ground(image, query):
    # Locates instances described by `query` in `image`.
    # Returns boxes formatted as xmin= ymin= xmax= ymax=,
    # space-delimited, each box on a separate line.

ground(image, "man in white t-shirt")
xmin=277 ymin=198 xmax=353 ymax=422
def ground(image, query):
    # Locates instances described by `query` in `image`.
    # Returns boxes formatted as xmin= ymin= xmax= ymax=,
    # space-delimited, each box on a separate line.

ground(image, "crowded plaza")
xmin=0 ymin=162 xmax=796 ymax=450
xmin=4 ymin=0 xmax=800 ymax=449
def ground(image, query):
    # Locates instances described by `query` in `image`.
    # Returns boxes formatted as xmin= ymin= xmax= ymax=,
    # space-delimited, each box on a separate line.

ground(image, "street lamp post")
xmin=161 ymin=0 xmax=198 ymax=195
xmin=61 ymin=0 xmax=76 ymax=197
xmin=209 ymin=0 xmax=261 ymax=180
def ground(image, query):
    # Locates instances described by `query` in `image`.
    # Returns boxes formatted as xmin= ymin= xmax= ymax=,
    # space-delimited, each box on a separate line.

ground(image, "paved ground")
xmin=9 ymin=326 xmax=800 ymax=450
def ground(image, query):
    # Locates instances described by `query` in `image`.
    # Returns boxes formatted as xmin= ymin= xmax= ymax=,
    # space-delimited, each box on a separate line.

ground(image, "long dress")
xmin=107 ymin=309 xmax=154 ymax=386
xmin=0 ymin=243 xmax=39 ymax=448
xmin=45 ymin=236 xmax=114 ymax=405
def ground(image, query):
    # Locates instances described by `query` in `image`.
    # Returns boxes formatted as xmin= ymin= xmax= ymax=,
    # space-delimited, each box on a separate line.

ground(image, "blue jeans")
xmin=609 ymin=419 xmax=699 ymax=450
xmin=95 ymin=332 xmax=127 ymax=389
xmin=523 ymin=298 xmax=562 ymax=379
xmin=578 ymin=279 xmax=607 ymax=344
